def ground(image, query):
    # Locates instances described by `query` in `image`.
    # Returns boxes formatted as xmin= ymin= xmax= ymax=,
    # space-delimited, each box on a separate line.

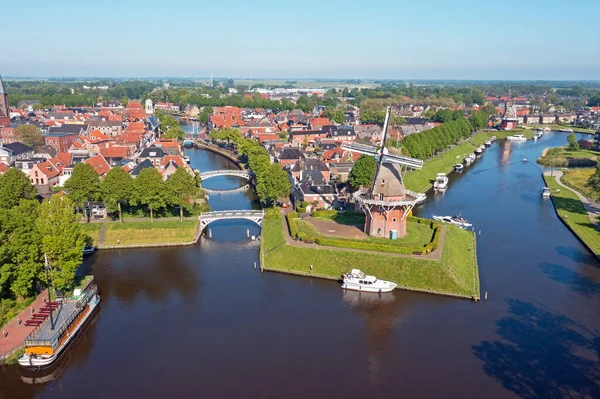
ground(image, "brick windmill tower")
xmin=0 ymin=75 xmax=10 ymax=128
xmin=342 ymin=107 xmax=425 ymax=239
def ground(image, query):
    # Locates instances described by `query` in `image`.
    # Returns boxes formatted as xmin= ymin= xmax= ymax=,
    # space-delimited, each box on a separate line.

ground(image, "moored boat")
xmin=541 ymin=187 xmax=551 ymax=198
xmin=542 ymin=126 xmax=551 ymax=132
xmin=18 ymin=277 xmax=100 ymax=368
xmin=484 ymin=140 xmax=492 ymax=147
xmin=507 ymin=134 xmax=527 ymax=141
xmin=433 ymin=173 xmax=449 ymax=190
xmin=432 ymin=214 xmax=473 ymax=229
xmin=82 ymin=246 xmax=95 ymax=255
xmin=183 ymin=155 xmax=190 ymax=164
xmin=454 ymin=163 xmax=464 ymax=172
xmin=559 ymin=128 xmax=574 ymax=133
xmin=342 ymin=269 xmax=397 ymax=293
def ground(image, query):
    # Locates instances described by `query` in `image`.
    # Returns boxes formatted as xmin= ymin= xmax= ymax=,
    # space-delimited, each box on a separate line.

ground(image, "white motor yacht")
xmin=507 ymin=134 xmax=527 ymax=141
xmin=484 ymin=140 xmax=492 ymax=147
xmin=432 ymin=214 xmax=473 ymax=229
xmin=454 ymin=163 xmax=464 ymax=172
xmin=433 ymin=173 xmax=449 ymax=190
xmin=541 ymin=187 xmax=551 ymax=198
xmin=342 ymin=269 xmax=397 ymax=293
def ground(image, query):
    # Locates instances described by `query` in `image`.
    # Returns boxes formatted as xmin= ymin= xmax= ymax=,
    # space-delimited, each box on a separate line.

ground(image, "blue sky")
xmin=1 ymin=0 xmax=599 ymax=79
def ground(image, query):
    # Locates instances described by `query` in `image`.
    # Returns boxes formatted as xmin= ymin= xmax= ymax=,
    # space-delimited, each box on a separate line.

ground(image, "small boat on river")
xmin=342 ymin=269 xmax=397 ymax=293
xmin=541 ymin=187 xmax=551 ymax=198
xmin=183 ymin=155 xmax=190 ymax=164
xmin=507 ymin=134 xmax=527 ymax=142
xmin=432 ymin=214 xmax=473 ymax=229
xmin=542 ymin=126 xmax=551 ymax=132
xmin=454 ymin=163 xmax=464 ymax=172
xmin=433 ymin=173 xmax=449 ymax=190
xmin=559 ymin=128 xmax=574 ymax=133
xmin=82 ymin=246 xmax=95 ymax=255
xmin=484 ymin=140 xmax=492 ymax=147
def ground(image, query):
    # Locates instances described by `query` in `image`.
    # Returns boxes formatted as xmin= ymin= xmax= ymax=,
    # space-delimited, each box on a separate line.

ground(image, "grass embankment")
xmin=291 ymin=213 xmax=439 ymax=254
xmin=528 ymin=125 xmax=595 ymax=134
xmin=403 ymin=130 xmax=535 ymax=192
xmin=0 ymin=297 xmax=35 ymax=328
xmin=80 ymin=223 xmax=103 ymax=245
xmin=544 ymin=176 xmax=600 ymax=256
xmin=538 ymin=148 xmax=599 ymax=168
xmin=102 ymin=220 xmax=198 ymax=246
xmin=561 ymin=169 xmax=596 ymax=198
xmin=264 ymin=217 xmax=479 ymax=298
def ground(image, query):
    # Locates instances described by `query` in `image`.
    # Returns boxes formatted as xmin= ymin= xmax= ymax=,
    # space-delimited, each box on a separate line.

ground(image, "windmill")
xmin=341 ymin=106 xmax=425 ymax=239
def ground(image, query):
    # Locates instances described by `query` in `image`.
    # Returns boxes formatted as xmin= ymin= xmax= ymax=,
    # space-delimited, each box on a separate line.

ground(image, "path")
xmin=0 ymin=290 xmax=49 ymax=361
xmin=279 ymin=209 xmax=446 ymax=261
xmin=545 ymin=171 xmax=600 ymax=227
xmin=97 ymin=224 xmax=106 ymax=245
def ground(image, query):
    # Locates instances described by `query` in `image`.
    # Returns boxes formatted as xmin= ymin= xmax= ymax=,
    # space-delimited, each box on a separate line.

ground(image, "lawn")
xmin=561 ymin=169 xmax=596 ymax=198
xmin=561 ymin=149 xmax=600 ymax=159
xmin=544 ymin=176 xmax=600 ymax=256
xmin=80 ymin=223 xmax=103 ymax=245
xmin=298 ymin=217 xmax=435 ymax=248
xmin=102 ymin=220 xmax=198 ymax=246
xmin=263 ymin=217 xmax=479 ymax=298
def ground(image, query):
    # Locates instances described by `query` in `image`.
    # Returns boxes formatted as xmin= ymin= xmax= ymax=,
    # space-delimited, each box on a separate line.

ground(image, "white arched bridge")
xmin=198 ymin=210 xmax=264 ymax=232
xmin=199 ymin=170 xmax=251 ymax=181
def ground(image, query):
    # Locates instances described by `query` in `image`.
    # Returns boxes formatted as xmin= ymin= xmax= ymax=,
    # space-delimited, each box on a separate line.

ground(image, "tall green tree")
xmin=255 ymin=164 xmax=291 ymax=206
xmin=470 ymin=110 xmax=488 ymax=131
xmin=566 ymin=133 xmax=579 ymax=151
xmin=434 ymin=108 xmax=453 ymax=123
xmin=0 ymin=167 xmax=37 ymax=209
xmin=0 ymin=200 xmax=43 ymax=299
xmin=64 ymin=162 xmax=101 ymax=221
xmin=101 ymin=166 xmax=134 ymax=222
xmin=37 ymin=195 xmax=86 ymax=291
xmin=348 ymin=155 xmax=378 ymax=189
xmin=166 ymin=168 xmax=200 ymax=221
xmin=585 ymin=164 xmax=600 ymax=200
xmin=134 ymin=168 xmax=167 ymax=222
xmin=15 ymin=124 xmax=44 ymax=150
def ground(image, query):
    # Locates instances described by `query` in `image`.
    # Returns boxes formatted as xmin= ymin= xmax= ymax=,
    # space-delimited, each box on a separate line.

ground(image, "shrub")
xmin=264 ymin=207 xmax=282 ymax=219
xmin=578 ymin=139 xmax=593 ymax=150
xmin=286 ymin=212 xmax=300 ymax=237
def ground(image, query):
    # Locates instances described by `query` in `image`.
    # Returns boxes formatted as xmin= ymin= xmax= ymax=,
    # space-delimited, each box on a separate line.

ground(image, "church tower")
xmin=145 ymin=98 xmax=154 ymax=115
xmin=0 ymin=75 xmax=10 ymax=127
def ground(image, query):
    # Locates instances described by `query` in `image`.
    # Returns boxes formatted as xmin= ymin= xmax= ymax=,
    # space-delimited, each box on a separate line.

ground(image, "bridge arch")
xmin=199 ymin=170 xmax=251 ymax=181
xmin=198 ymin=210 xmax=264 ymax=232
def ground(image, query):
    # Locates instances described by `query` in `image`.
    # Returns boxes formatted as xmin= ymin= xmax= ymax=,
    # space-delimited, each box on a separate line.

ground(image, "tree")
xmin=255 ymin=164 xmax=291 ymax=206
xmin=101 ymin=166 xmax=134 ymax=222
xmin=585 ymin=165 xmax=600 ymax=200
xmin=470 ymin=110 xmax=488 ymax=131
xmin=199 ymin=109 xmax=210 ymax=124
xmin=433 ymin=108 xmax=453 ymax=123
xmin=120 ymin=96 xmax=129 ymax=107
xmin=15 ymin=124 xmax=44 ymax=150
xmin=163 ymin=125 xmax=185 ymax=140
xmin=134 ymin=168 xmax=167 ymax=222
xmin=64 ymin=163 xmax=101 ymax=221
xmin=166 ymin=168 xmax=200 ymax=221
xmin=0 ymin=200 xmax=43 ymax=299
xmin=566 ymin=133 xmax=579 ymax=151
xmin=0 ymin=167 xmax=37 ymax=209
xmin=37 ymin=195 xmax=86 ymax=292
xmin=348 ymin=155 xmax=377 ymax=189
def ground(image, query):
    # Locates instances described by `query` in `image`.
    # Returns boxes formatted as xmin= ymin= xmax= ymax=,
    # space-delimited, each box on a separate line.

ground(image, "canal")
xmin=1 ymin=132 xmax=599 ymax=398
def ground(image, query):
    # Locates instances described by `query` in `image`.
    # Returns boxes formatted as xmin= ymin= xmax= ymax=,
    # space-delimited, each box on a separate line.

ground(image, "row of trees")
xmin=400 ymin=118 xmax=474 ymax=160
xmin=209 ymin=129 xmax=291 ymax=205
xmin=64 ymin=163 xmax=206 ymax=222
xmin=0 ymin=169 xmax=87 ymax=299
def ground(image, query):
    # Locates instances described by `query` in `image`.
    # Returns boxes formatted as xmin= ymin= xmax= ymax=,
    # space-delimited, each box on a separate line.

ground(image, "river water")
xmin=1 ymin=132 xmax=599 ymax=398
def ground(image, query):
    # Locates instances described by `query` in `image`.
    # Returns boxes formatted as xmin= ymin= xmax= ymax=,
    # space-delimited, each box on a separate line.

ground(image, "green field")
xmin=561 ymin=169 xmax=596 ymax=198
xmin=102 ymin=220 xmax=198 ymax=246
xmin=263 ymin=217 xmax=479 ymax=298
xmin=560 ymin=149 xmax=600 ymax=159
xmin=544 ymin=176 xmax=600 ymax=256
xmin=80 ymin=223 xmax=103 ymax=245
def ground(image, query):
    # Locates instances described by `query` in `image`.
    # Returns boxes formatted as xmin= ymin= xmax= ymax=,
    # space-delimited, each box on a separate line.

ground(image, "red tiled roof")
xmin=126 ymin=101 xmax=143 ymax=109
xmin=100 ymin=147 xmax=128 ymax=159
xmin=87 ymin=130 xmax=111 ymax=144
xmin=0 ymin=163 xmax=8 ymax=174
xmin=56 ymin=152 xmax=72 ymax=166
xmin=160 ymin=155 xmax=185 ymax=167
xmin=37 ymin=161 xmax=60 ymax=179
xmin=310 ymin=118 xmax=330 ymax=127
xmin=84 ymin=154 xmax=110 ymax=176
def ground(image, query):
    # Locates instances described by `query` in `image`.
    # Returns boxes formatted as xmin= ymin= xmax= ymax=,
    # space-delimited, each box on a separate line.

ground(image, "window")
xmin=35 ymin=178 xmax=39 ymax=184
xmin=35 ymin=171 xmax=38 ymax=177
xmin=392 ymin=218 xmax=397 ymax=223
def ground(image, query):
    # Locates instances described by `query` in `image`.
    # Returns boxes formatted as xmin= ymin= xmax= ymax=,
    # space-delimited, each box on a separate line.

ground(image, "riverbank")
xmin=262 ymin=216 xmax=480 ymax=300
xmin=403 ymin=130 xmax=534 ymax=192
xmin=192 ymin=141 xmax=245 ymax=170
xmin=81 ymin=220 xmax=201 ymax=248
xmin=528 ymin=125 xmax=595 ymax=134
xmin=543 ymin=172 xmax=600 ymax=258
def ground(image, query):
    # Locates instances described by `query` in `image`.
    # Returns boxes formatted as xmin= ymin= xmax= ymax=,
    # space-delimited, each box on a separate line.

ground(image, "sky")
xmin=1 ymin=0 xmax=599 ymax=80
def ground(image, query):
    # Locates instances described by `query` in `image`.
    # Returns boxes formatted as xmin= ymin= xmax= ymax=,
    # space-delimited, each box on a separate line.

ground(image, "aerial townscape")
xmin=0 ymin=1 xmax=599 ymax=398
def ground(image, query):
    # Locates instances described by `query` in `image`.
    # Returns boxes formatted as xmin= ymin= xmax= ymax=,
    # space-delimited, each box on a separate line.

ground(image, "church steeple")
xmin=0 ymin=75 xmax=10 ymax=127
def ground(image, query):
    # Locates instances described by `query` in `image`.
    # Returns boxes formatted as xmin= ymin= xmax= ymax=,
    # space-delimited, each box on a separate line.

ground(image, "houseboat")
xmin=342 ymin=269 xmax=397 ymax=293
xmin=19 ymin=277 xmax=100 ymax=368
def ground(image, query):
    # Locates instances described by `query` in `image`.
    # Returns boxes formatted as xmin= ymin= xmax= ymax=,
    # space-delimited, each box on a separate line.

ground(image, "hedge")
xmin=264 ymin=207 xmax=282 ymax=219
xmin=286 ymin=212 xmax=300 ymax=238
xmin=314 ymin=237 xmax=416 ymax=254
